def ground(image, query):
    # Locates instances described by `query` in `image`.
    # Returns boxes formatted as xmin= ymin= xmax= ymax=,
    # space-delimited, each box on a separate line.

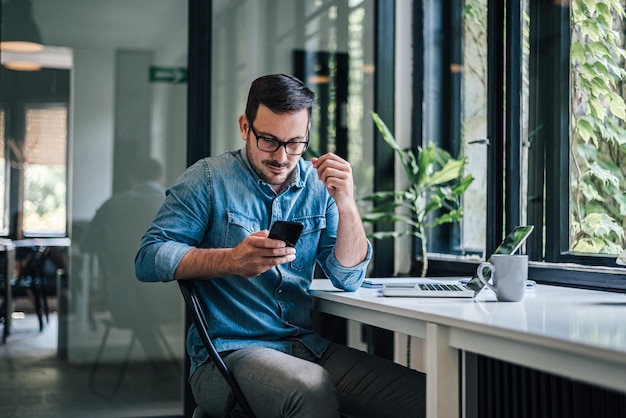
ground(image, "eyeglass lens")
xmin=257 ymin=137 xmax=307 ymax=155
xmin=248 ymin=120 xmax=308 ymax=155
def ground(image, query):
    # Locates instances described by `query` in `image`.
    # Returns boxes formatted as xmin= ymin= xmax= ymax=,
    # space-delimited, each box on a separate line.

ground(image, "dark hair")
xmin=245 ymin=74 xmax=315 ymax=123
xmin=130 ymin=158 xmax=163 ymax=182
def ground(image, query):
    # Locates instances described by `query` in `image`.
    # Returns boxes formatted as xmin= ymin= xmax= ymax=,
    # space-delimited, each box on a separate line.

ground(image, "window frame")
xmin=0 ymin=105 xmax=10 ymax=237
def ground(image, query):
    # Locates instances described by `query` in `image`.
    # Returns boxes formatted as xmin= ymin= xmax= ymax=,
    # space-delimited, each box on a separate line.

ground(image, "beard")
xmin=245 ymin=141 xmax=294 ymax=190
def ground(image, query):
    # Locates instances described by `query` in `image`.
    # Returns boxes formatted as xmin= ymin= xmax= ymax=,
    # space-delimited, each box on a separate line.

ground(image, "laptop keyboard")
xmin=419 ymin=283 xmax=466 ymax=291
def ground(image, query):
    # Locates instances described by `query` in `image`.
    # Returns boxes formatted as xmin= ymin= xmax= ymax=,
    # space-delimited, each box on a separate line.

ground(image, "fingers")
xmin=312 ymin=153 xmax=355 ymax=202
xmin=232 ymin=232 xmax=297 ymax=278
xmin=313 ymin=153 xmax=351 ymax=182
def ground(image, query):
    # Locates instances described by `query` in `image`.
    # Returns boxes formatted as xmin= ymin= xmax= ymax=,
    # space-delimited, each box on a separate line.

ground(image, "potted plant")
xmin=361 ymin=112 xmax=474 ymax=277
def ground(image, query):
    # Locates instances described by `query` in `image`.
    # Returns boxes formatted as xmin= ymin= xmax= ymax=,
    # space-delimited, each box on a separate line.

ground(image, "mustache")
xmin=264 ymin=160 xmax=289 ymax=168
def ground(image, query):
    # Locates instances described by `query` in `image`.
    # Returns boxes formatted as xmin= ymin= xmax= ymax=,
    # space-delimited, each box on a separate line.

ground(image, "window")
xmin=568 ymin=0 xmax=626 ymax=257
xmin=0 ymin=66 xmax=70 ymax=240
xmin=526 ymin=0 xmax=626 ymax=279
xmin=22 ymin=104 xmax=67 ymax=236
xmin=421 ymin=0 xmax=626 ymax=290
xmin=419 ymin=0 xmax=492 ymax=259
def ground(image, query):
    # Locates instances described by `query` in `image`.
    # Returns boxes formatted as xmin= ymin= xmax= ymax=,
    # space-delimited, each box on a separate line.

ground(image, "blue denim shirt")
xmin=135 ymin=149 xmax=372 ymax=377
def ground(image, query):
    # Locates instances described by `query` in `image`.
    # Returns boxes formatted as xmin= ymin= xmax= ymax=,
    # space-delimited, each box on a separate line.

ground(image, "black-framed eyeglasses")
xmin=248 ymin=119 xmax=309 ymax=156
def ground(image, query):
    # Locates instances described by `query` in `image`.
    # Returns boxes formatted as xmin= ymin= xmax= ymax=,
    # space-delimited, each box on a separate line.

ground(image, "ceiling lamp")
xmin=3 ymin=61 xmax=41 ymax=71
xmin=0 ymin=0 xmax=44 ymax=53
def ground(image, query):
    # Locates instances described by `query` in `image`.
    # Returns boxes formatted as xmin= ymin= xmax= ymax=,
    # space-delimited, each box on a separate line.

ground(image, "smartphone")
xmin=268 ymin=221 xmax=304 ymax=247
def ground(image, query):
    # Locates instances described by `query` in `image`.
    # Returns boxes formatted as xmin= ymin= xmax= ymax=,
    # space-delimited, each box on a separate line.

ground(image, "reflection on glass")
xmin=0 ymin=110 xmax=6 ymax=235
xmin=0 ymin=0 xmax=189 ymax=416
xmin=212 ymin=0 xmax=374 ymax=201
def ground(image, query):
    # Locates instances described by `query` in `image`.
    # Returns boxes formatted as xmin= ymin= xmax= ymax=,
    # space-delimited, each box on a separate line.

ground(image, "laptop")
xmin=374 ymin=225 xmax=534 ymax=298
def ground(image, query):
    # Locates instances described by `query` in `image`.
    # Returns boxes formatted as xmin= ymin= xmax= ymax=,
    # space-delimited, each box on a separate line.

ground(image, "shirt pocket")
xmin=290 ymin=215 xmax=326 ymax=272
xmin=224 ymin=211 xmax=260 ymax=248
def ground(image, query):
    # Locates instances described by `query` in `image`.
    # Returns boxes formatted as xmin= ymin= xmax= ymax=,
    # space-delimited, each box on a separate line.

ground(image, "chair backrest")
xmin=178 ymin=280 xmax=255 ymax=417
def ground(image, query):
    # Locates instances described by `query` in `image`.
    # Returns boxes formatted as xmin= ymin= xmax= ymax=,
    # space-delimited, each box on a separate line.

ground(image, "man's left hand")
xmin=311 ymin=153 xmax=355 ymax=207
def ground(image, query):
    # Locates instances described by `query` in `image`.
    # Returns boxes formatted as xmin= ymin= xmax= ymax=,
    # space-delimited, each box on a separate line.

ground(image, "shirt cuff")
xmin=155 ymin=241 xmax=194 ymax=282
xmin=326 ymin=240 xmax=372 ymax=291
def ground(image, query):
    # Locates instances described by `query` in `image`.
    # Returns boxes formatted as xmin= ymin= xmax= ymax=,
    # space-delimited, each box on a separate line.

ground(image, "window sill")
xmin=426 ymin=254 xmax=626 ymax=293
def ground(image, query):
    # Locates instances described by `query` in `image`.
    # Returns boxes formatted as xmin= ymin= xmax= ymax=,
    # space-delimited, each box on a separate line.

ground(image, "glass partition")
xmin=0 ymin=1 xmax=188 ymax=416
xmin=211 ymin=0 xmax=375 ymax=201
xmin=2 ymin=0 xmax=377 ymax=416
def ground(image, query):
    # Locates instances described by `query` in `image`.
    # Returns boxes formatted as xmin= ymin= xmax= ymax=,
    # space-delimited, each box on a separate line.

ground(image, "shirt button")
xmin=278 ymin=289 xmax=283 ymax=294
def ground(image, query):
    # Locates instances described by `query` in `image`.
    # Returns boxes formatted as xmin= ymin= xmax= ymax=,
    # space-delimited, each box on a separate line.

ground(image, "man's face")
xmin=240 ymin=104 xmax=309 ymax=192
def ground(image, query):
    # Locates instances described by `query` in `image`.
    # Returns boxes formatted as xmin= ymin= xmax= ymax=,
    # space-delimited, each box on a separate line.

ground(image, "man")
xmin=82 ymin=158 xmax=180 ymax=359
xmin=135 ymin=74 xmax=425 ymax=417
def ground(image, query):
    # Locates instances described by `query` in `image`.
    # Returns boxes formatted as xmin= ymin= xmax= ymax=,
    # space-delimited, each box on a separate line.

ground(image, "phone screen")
xmin=465 ymin=225 xmax=534 ymax=293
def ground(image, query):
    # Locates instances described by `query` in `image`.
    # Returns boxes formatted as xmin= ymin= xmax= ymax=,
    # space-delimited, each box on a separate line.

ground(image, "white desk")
xmin=310 ymin=279 xmax=626 ymax=418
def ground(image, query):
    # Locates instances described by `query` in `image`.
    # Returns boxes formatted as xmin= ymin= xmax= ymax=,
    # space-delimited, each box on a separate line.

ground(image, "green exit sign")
xmin=149 ymin=66 xmax=187 ymax=84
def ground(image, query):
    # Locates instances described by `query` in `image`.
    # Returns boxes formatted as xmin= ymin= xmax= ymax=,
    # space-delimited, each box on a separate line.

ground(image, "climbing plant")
xmin=570 ymin=0 xmax=626 ymax=254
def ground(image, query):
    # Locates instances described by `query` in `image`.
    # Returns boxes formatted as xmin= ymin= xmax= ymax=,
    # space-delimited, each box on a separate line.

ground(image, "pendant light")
xmin=0 ymin=0 xmax=44 ymax=53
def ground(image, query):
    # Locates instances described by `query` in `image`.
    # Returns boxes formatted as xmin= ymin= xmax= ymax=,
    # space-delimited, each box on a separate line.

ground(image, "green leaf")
xmin=579 ymin=178 xmax=604 ymax=203
xmin=368 ymin=230 xmax=407 ymax=240
xmin=416 ymin=144 xmax=436 ymax=186
xmin=425 ymin=210 xmax=464 ymax=229
xmin=571 ymin=42 xmax=587 ymax=62
xmin=586 ymin=0 xmax=598 ymax=15
xmin=581 ymin=212 xmax=624 ymax=238
xmin=575 ymin=118 xmax=595 ymax=143
xmin=452 ymin=175 xmax=475 ymax=195
xmin=371 ymin=111 xmax=402 ymax=154
xmin=596 ymin=2 xmax=610 ymax=19
xmin=607 ymin=92 xmax=626 ymax=121
xmin=424 ymin=159 xmax=465 ymax=186
xmin=590 ymin=76 xmax=610 ymax=96
xmin=572 ymin=237 xmax=608 ymax=254
xmin=359 ymin=190 xmax=396 ymax=201
xmin=588 ymin=161 xmax=620 ymax=188
xmin=582 ymin=20 xmax=602 ymax=41
xmin=590 ymin=41 xmax=612 ymax=59
xmin=423 ymin=194 xmax=443 ymax=215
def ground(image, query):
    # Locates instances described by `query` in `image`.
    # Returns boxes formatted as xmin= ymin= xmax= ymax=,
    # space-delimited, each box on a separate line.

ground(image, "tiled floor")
xmin=0 ymin=302 xmax=183 ymax=418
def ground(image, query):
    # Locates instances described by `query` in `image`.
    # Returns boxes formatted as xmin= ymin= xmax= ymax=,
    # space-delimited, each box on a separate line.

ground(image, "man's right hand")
xmin=229 ymin=230 xmax=297 ymax=278
xmin=174 ymin=230 xmax=296 ymax=280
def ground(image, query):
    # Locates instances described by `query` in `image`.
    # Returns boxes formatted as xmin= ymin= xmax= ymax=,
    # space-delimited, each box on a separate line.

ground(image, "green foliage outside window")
xmin=571 ymin=0 xmax=626 ymax=254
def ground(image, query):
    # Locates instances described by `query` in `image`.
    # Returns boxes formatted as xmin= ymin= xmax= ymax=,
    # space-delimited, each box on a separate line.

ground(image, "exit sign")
xmin=149 ymin=66 xmax=187 ymax=84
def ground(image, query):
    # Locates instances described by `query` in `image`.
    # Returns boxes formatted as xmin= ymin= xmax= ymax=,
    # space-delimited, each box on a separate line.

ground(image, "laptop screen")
xmin=465 ymin=225 xmax=534 ymax=293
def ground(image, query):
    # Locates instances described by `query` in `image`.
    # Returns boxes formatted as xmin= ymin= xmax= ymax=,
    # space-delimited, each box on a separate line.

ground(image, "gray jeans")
xmin=190 ymin=340 xmax=425 ymax=418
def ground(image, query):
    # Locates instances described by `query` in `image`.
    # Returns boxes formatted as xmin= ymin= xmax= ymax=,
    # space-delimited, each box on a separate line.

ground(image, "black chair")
xmin=178 ymin=280 xmax=255 ymax=418
xmin=12 ymin=246 xmax=52 ymax=332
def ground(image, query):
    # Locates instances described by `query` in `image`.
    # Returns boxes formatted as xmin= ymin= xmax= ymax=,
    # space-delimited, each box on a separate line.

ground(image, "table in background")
xmin=310 ymin=279 xmax=626 ymax=418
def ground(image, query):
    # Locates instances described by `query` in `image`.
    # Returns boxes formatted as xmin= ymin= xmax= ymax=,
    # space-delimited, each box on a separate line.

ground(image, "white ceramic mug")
xmin=477 ymin=254 xmax=528 ymax=302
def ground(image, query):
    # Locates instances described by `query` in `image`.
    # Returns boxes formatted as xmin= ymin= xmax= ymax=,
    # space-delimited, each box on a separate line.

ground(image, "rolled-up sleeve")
xmin=135 ymin=240 xmax=194 ymax=282
xmin=321 ymin=240 xmax=372 ymax=292
xmin=135 ymin=160 xmax=211 ymax=283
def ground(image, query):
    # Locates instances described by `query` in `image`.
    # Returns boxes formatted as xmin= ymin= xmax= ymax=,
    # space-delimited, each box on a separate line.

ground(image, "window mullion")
xmin=536 ymin=1 xmax=570 ymax=263
xmin=505 ymin=0 xmax=523 ymax=234
xmin=486 ymin=0 xmax=506 ymax=255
